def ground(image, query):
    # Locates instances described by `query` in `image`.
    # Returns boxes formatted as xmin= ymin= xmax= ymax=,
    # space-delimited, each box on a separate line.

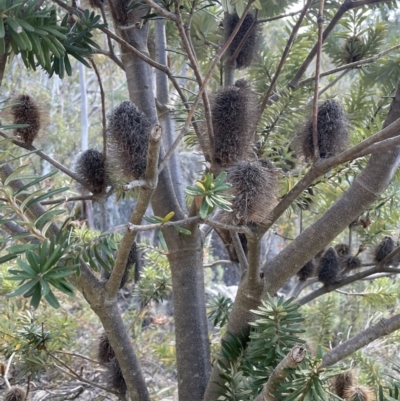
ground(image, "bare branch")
xmin=204 ymin=259 xmax=232 ymax=267
xmin=318 ymin=69 xmax=350 ymax=96
xmin=312 ymin=0 xmax=325 ymax=161
xmin=258 ymin=0 xmax=314 ymax=118
xmin=106 ymin=125 xmax=162 ymax=298
xmin=142 ymin=0 xmax=177 ymax=21
xmin=92 ymin=48 xmax=124 ymax=70
xmin=231 ymin=232 xmax=249 ymax=271
xmin=203 ymin=217 xmax=255 ymax=237
xmin=254 ymin=346 xmax=307 ymax=401
xmin=321 ymin=313 xmax=400 ymax=368
xmin=126 ymin=216 xmax=198 ymax=232
xmin=256 ymin=9 xmax=302 ymax=24
xmin=40 ymin=195 xmax=94 ymax=205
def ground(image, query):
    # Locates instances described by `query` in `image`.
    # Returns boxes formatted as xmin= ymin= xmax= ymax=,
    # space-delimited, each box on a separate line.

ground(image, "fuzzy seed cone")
xmin=332 ymin=370 xmax=355 ymax=398
xmin=9 ymin=94 xmax=43 ymax=143
xmin=106 ymin=101 xmax=152 ymax=182
xmin=297 ymin=259 xmax=315 ymax=281
xmin=4 ymin=386 xmax=27 ymax=401
xmin=342 ymin=255 xmax=362 ymax=271
xmin=299 ymin=99 xmax=349 ymax=161
xmin=98 ymin=333 xmax=115 ymax=364
xmin=227 ymin=159 xmax=278 ymax=224
xmin=75 ymin=149 xmax=107 ymax=194
xmin=212 ymin=79 xmax=257 ymax=165
xmin=226 ymin=13 xmax=258 ymax=69
xmin=374 ymin=236 xmax=395 ymax=263
xmin=318 ymin=247 xmax=339 ymax=285
xmin=107 ymin=358 xmax=127 ymax=394
xmin=334 ymin=243 xmax=350 ymax=257
xmin=343 ymin=385 xmax=373 ymax=401
xmin=342 ymin=36 xmax=365 ymax=64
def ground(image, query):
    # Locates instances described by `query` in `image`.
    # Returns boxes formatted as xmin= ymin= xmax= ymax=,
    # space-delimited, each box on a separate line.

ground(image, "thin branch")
xmin=231 ymin=232 xmax=249 ymax=271
xmin=142 ymin=0 xmax=177 ymax=21
xmin=0 ymin=132 xmax=87 ymax=188
xmin=321 ymin=313 xmax=400 ymax=368
xmin=0 ymin=213 xmax=41 ymax=243
xmin=298 ymin=44 xmax=400 ymax=88
xmin=254 ymin=346 xmax=307 ymax=401
xmin=106 ymin=125 xmax=162 ymax=298
xmin=47 ymin=352 xmax=118 ymax=395
xmin=256 ymin=9 xmax=302 ymax=24
xmin=40 ymin=195 xmax=94 ymax=205
xmin=319 ymin=69 xmax=350 ymax=96
xmin=204 ymin=259 xmax=232 ymax=267
xmin=126 ymin=216 xmax=199 ymax=232
xmin=258 ymin=0 xmax=314 ymax=118
xmin=312 ymin=0 xmax=325 ymax=161
xmin=54 ymin=350 xmax=100 ymax=364
xmin=203 ymin=217 xmax=254 ymax=237
xmin=89 ymin=59 xmax=107 ymax=164
xmin=92 ymin=48 xmax=124 ymax=70
xmin=4 ymin=352 xmax=15 ymax=390
xmin=123 ymin=179 xmax=148 ymax=191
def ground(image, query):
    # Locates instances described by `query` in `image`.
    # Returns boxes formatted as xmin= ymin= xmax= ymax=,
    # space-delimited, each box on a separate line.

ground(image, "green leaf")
xmin=30 ymin=283 xmax=42 ymax=309
xmin=199 ymin=199 xmax=210 ymax=218
xmin=173 ymin=226 xmax=192 ymax=236
xmin=7 ymin=278 xmax=38 ymax=298
xmin=44 ymin=288 xmax=60 ymax=309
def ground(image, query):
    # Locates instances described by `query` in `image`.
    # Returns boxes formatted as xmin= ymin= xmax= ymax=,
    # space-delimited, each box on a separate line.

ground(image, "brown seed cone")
xmin=106 ymin=101 xmax=153 ymax=182
xmin=75 ymin=149 xmax=107 ymax=194
xmin=107 ymin=358 xmax=127 ymax=394
xmin=4 ymin=386 xmax=28 ymax=401
xmin=343 ymin=385 xmax=374 ymax=401
xmin=7 ymin=94 xmax=46 ymax=144
xmin=212 ymin=79 xmax=257 ymax=166
xmin=318 ymin=247 xmax=339 ymax=285
xmin=226 ymin=13 xmax=258 ymax=69
xmin=374 ymin=236 xmax=395 ymax=263
xmin=297 ymin=259 xmax=315 ymax=281
xmin=298 ymin=99 xmax=349 ymax=161
xmin=227 ymin=159 xmax=278 ymax=225
xmin=342 ymin=255 xmax=362 ymax=271
xmin=98 ymin=332 xmax=115 ymax=364
xmin=332 ymin=370 xmax=355 ymax=398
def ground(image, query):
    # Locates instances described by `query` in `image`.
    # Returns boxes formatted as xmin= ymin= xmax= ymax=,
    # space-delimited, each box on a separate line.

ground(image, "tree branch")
xmin=258 ymin=0 xmax=314 ymax=118
xmin=254 ymin=346 xmax=307 ymax=401
xmin=142 ymin=0 xmax=177 ymax=21
xmin=231 ymin=232 xmax=249 ymax=271
xmin=256 ymin=9 xmax=302 ymax=24
xmin=321 ymin=313 xmax=400 ymax=368
xmin=126 ymin=216 xmax=199 ymax=232
xmin=106 ymin=125 xmax=162 ymax=298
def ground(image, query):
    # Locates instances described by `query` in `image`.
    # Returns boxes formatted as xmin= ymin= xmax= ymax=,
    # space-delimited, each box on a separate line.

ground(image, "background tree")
xmin=1 ymin=0 xmax=400 ymax=400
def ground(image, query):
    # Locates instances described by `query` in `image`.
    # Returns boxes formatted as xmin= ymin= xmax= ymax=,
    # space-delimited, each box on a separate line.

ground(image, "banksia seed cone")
xmin=212 ymin=79 xmax=256 ymax=165
xmin=342 ymin=36 xmax=365 ymax=64
xmin=318 ymin=247 xmax=339 ymax=285
xmin=75 ymin=149 xmax=107 ymax=194
xmin=107 ymin=101 xmax=152 ymax=181
xmin=332 ymin=370 xmax=355 ymax=398
xmin=226 ymin=13 xmax=258 ymax=69
xmin=374 ymin=236 xmax=395 ymax=263
xmin=98 ymin=333 xmax=115 ymax=364
xmin=334 ymin=243 xmax=350 ymax=257
xmin=343 ymin=385 xmax=373 ymax=401
xmin=107 ymin=358 xmax=127 ymax=394
xmin=4 ymin=386 xmax=27 ymax=401
xmin=297 ymin=259 xmax=315 ymax=281
xmin=9 ymin=94 xmax=43 ymax=143
xmin=342 ymin=255 xmax=362 ymax=271
xmin=228 ymin=159 xmax=278 ymax=224
xmin=299 ymin=99 xmax=349 ymax=161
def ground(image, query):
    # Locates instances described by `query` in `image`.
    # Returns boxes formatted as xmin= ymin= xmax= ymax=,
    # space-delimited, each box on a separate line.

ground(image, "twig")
xmin=106 ymin=125 xmax=162 ymax=298
xmin=312 ymin=0 xmax=325 ymax=161
xmin=203 ymin=217 xmax=254 ymax=237
xmin=256 ymin=9 xmax=302 ymax=24
xmin=319 ymin=69 xmax=350 ymax=96
xmin=92 ymin=48 xmax=124 ymax=70
xmin=89 ymin=59 xmax=107 ymax=164
xmin=254 ymin=346 xmax=307 ymax=401
xmin=231 ymin=232 xmax=249 ymax=271
xmin=54 ymin=350 xmax=100 ymax=364
xmin=258 ymin=0 xmax=314 ymax=119
xmin=298 ymin=44 xmax=400 ymax=88
xmin=4 ymin=352 xmax=15 ymax=390
xmin=142 ymin=0 xmax=177 ymax=20
xmin=127 ymin=216 xmax=198 ymax=232
xmin=40 ymin=195 xmax=94 ymax=205
xmin=123 ymin=179 xmax=148 ymax=191
xmin=0 ymin=131 xmax=87 ymax=188
xmin=321 ymin=313 xmax=400 ymax=368
xmin=204 ymin=259 xmax=232 ymax=267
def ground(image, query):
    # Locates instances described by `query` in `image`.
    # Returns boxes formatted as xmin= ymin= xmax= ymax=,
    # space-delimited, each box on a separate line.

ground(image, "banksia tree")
xmin=374 ymin=236 xmax=395 ymax=263
xmin=98 ymin=332 xmax=115 ymax=364
xmin=4 ymin=386 xmax=27 ymax=401
xmin=297 ymin=259 xmax=315 ymax=281
xmin=343 ymin=385 xmax=373 ymax=401
xmin=75 ymin=149 xmax=107 ymax=194
xmin=318 ymin=247 xmax=339 ymax=285
xmin=212 ymin=79 xmax=256 ymax=165
xmin=107 ymin=358 xmax=127 ymax=395
xmin=226 ymin=13 xmax=258 ymax=69
xmin=8 ymin=94 xmax=43 ymax=144
xmin=332 ymin=370 xmax=355 ymax=398
xmin=298 ymin=99 xmax=349 ymax=161
xmin=106 ymin=101 xmax=153 ymax=182
xmin=227 ymin=159 xmax=278 ymax=224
